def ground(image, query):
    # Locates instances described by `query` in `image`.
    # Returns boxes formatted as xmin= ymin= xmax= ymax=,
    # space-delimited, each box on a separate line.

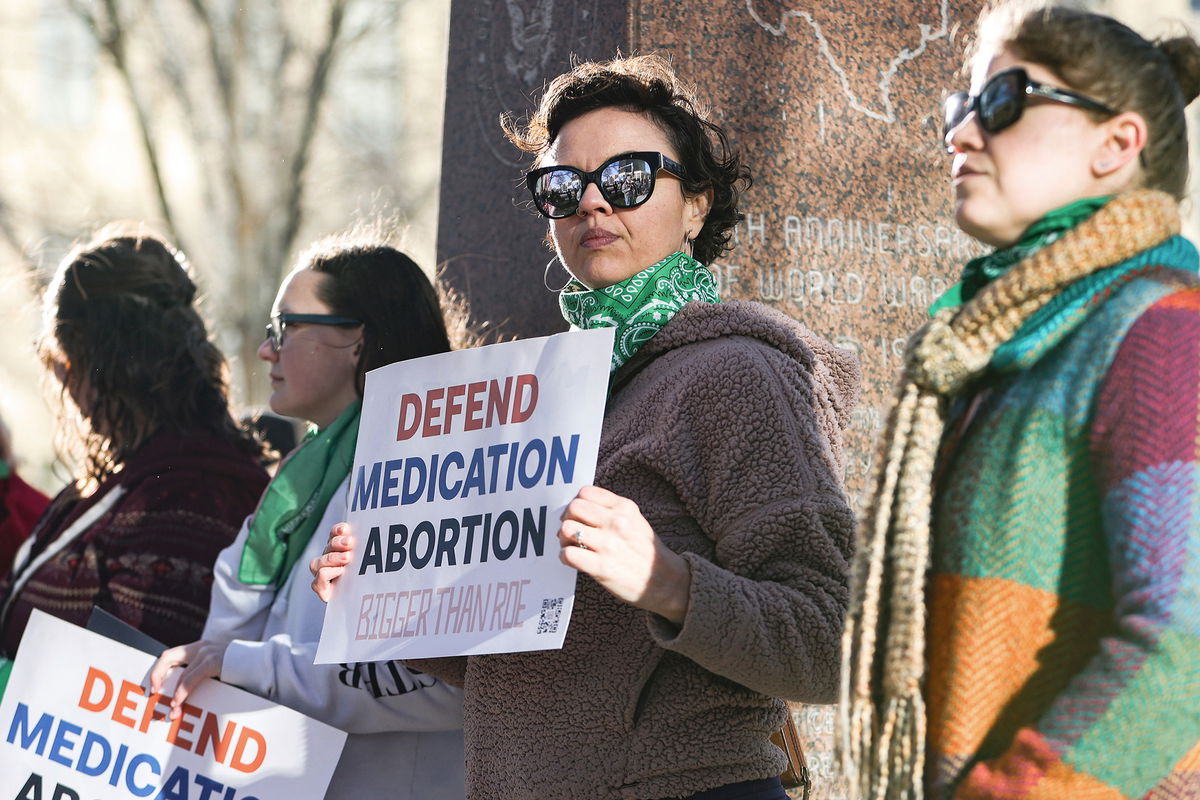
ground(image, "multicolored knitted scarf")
xmin=837 ymin=190 xmax=1181 ymax=800
xmin=238 ymin=402 xmax=360 ymax=587
xmin=559 ymin=251 xmax=720 ymax=371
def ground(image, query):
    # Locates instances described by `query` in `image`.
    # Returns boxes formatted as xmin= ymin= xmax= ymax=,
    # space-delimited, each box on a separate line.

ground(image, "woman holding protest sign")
xmin=839 ymin=3 xmax=1200 ymax=797
xmin=314 ymin=56 xmax=858 ymax=800
xmin=151 ymin=236 xmax=466 ymax=800
xmin=0 ymin=231 xmax=268 ymax=656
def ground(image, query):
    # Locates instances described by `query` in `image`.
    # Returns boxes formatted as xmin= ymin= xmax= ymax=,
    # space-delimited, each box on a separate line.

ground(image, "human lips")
xmin=952 ymin=159 xmax=984 ymax=183
xmin=580 ymin=228 xmax=618 ymax=249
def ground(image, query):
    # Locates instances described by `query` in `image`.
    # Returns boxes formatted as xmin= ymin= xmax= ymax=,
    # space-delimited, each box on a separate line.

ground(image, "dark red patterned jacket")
xmin=0 ymin=431 xmax=268 ymax=656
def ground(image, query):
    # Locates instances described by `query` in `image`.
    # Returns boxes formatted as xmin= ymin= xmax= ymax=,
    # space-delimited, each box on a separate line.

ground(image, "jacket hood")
xmin=631 ymin=299 xmax=861 ymax=433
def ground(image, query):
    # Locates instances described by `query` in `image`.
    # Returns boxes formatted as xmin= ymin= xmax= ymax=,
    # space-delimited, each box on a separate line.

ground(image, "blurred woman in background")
xmin=0 ymin=231 xmax=268 ymax=658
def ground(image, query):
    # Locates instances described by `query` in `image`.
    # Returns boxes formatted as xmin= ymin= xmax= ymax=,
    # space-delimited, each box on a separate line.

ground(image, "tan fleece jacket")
xmin=409 ymin=300 xmax=859 ymax=800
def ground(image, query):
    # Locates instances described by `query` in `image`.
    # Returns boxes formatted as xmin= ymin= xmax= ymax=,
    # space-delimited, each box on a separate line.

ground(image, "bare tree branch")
xmin=342 ymin=1 xmax=401 ymax=46
xmin=277 ymin=0 xmax=349 ymax=261
xmin=13 ymin=0 xmax=425 ymax=406
xmin=182 ymin=0 xmax=249 ymax=232
xmin=66 ymin=0 xmax=185 ymax=250
xmin=62 ymin=0 xmax=97 ymax=31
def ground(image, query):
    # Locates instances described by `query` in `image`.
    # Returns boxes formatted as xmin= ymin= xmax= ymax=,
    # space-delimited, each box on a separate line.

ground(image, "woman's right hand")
xmin=310 ymin=522 xmax=355 ymax=602
xmin=148 ymin=640 xmax=228 ymax=720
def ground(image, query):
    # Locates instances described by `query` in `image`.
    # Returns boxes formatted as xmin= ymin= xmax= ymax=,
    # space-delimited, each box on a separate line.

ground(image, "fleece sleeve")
xmin=955 ymin=292 xmax=1200 ymax=799
xmin=642 ymin=337 xmax=856 ymax=703
xmin=402 ymin=656 xmax=469 ymax=688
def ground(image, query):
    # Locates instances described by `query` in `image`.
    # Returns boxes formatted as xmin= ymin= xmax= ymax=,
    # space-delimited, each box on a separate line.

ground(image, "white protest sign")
xmin=315 ymin=328 xmax=613 ymax=662
xmin=0 ymin=611 xmax=346 ymax=800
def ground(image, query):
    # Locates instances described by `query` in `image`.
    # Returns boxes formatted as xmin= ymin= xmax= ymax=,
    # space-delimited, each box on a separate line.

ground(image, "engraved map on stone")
xmin=744 ymin=0 xmax=951 ymax=123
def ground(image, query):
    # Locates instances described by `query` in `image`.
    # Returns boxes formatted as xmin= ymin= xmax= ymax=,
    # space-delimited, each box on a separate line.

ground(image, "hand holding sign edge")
xmin=148 ymin=639 xmax=228 ymax=720
xmin=557 ymin=485 xmax=692 ymax=625
xmin=311 ymin=522 xmax=355 ymax=603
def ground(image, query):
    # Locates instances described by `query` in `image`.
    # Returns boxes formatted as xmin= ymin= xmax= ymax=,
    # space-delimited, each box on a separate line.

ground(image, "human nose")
xmin=945 ymin=110 xmax=983 ymax=155
xmin=257 ymin=336 xmax=278 ymax=362
xmin=576 ymin=180 xmax=612 ymax=216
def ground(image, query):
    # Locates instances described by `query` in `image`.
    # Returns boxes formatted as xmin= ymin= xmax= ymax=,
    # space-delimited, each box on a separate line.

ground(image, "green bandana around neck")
xmin=558 ymin=251 xmax=720 ymax=371
xmin=238 ymin=402 xmax=361 ymax=587
xmin=929 ymin=196 xmax=1112 ymax=315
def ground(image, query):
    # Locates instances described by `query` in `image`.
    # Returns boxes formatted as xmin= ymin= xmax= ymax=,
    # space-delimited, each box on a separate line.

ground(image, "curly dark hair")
xmin=39 ymin=232 xmax=261 ymax=489
xmin=504 ymin=54 xmax=751 ymax=266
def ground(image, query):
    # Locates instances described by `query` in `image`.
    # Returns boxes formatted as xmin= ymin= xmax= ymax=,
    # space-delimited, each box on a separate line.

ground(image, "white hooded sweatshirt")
xmin=205 ymin=476 xmax=465 ymax=799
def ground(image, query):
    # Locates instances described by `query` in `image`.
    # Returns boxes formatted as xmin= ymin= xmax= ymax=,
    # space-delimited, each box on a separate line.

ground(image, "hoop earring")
xmin=543 ymin=255 xmax=573 ymax=292
xmin=681 ymin=231 xmax=696 ymax=255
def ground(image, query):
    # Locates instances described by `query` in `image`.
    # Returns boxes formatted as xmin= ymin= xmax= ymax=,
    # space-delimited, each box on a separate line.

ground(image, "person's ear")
xmin=1093 ymin=111 xmax=1147 ymax=177
xmin=684 ymin=188 xmax=713 ymax=239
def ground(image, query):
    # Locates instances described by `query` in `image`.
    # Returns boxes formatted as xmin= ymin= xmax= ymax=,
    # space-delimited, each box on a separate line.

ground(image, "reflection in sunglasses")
xmin=526 ymin=151 xmax=686 ymax=219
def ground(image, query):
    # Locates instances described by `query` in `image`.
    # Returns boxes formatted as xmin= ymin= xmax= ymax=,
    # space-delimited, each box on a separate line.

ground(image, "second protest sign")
xmin=316 ymin=328 xmax=613 ymax=663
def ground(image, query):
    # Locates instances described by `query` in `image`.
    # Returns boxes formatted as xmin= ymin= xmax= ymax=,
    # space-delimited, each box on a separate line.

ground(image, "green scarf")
xmin=559 ymin=251 xmax=720 ymax=371
xmin=238 ymin=402 xmax=361 ymax=587
xmin=929 ymin=196 xmax=1112 ymax=315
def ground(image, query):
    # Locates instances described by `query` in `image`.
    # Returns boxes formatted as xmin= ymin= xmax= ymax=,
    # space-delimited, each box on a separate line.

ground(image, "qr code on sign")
xmin=537 ymin=597 xmax=564 ymax=634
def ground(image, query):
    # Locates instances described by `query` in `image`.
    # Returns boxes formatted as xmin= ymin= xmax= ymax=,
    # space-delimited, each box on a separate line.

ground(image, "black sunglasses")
xmin=266 ymin=312 xmax=361 ymax=352
xmin=943 ymin=67 xmax=1119 ymax=150
xmin=525 ymin=151 xmax=688 ymax=219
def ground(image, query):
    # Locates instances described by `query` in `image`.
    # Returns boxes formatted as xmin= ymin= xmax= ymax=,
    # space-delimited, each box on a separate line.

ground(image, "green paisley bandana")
xmin=559 ymin=251 xmax=720 ymax=371
xmin=929 ymin=196 xmax=1112 ymax=315
xmin=239 ymin=402 xmax=360 ymax=587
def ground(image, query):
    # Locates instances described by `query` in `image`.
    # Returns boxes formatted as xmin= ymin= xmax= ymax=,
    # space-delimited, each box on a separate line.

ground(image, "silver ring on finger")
xmin=574 ymin=528 xmax=588 ymax=550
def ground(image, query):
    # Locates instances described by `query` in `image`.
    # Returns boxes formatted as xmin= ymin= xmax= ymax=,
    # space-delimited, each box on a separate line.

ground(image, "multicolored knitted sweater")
xmin=927 ymin=234 xmax=1200 ymax=797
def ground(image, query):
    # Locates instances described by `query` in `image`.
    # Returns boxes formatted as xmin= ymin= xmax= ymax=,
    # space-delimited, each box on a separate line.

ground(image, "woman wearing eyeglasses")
xmin=151 ymin=237 xmax=466 ymax=800
xmin=313 ymin=55 xmax=859 ymax=800
xmin=0 ymin=232 xmax=269 ymax=658
xmin=840 ymin=4 xmax=1200 ymax=798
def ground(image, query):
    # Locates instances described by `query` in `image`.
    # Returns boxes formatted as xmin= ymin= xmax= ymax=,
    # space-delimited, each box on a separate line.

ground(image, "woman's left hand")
xmin=557 ymin=485 xmax=691 ymax=624
xmin=148 ymin=640 xmax=228 ymax=720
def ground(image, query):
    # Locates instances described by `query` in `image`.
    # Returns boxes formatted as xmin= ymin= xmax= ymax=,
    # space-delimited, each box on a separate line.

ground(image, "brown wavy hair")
xmin=504 ymin=54 xmax=751 ymax=266
xmin=39 ymin=231 xmax=261 ymax=490
xmin=968 ymin=1 xmax=1200 ymax=199
xmin=297 ymin=236 xmax=455 ymax=395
